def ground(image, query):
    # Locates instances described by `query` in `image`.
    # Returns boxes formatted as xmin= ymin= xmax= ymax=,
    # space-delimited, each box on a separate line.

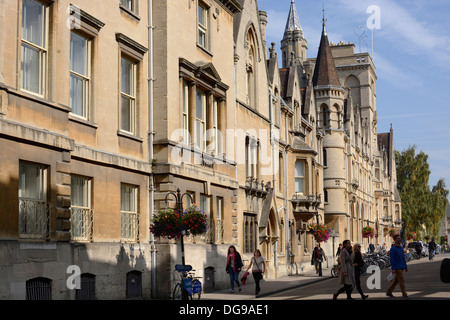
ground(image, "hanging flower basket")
xmin=388 ymin=228 xmax=397 ymax=238
xmin=183 ymin=204 xmax=208 ymax=236
xmin=150 ymin=208 xmax=184 ymax=240
xmin=306 ymin=223 xmax=330 ymax=243
xmin=406 ymin=231 xmax=416 ymax=241
xmin=362 ymin=226 xmax=375 ymax=238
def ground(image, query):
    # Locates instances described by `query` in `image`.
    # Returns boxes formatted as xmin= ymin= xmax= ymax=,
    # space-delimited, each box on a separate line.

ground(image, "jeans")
xmin=228 ymin=269 xmax=240 ymax=291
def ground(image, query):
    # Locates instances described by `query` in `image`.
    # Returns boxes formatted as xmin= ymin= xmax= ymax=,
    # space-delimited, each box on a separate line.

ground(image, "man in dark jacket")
xmin=428 ymin=238 xmax=437 ymax=261
xmin=387 ymin=234 xmax=408 ymax=298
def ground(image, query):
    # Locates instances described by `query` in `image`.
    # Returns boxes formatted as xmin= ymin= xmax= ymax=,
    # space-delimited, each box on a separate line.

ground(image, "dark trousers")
xmin=355 ymin=270 xmax=366 ymax=298
xmin=335 ymin=284 xmax=353 ymax=299
xmin=252 ymin=272 xmax=263 ymax=294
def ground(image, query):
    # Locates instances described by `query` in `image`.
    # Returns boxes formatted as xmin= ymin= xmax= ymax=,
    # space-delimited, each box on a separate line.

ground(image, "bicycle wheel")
xmin=173 ymin=283 xmax=183 ymax=300
xmin=192 ymin=280 xmax=202 ymax=300
xmin=331 ymin=266 xmax=337 ymax=278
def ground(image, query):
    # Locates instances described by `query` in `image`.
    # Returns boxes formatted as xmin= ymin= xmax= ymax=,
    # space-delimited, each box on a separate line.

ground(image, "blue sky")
xmin=258 ymin=0 xmax=450 ymax=190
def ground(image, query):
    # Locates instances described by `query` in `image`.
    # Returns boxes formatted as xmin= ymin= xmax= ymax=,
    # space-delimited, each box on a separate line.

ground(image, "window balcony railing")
xmin=19 ymin=199 xmax=52 ymax=240
xmin=121 ymin=211 xmax=139 ymax=243
xmin=70 ymin=207 xmax=94 ymax=242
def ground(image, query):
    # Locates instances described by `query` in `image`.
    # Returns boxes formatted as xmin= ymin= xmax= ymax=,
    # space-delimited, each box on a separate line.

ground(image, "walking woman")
xmin=225 ymin=245 xmax=243 ymax=293
xmin=353 ymin=243 xmax=368 ymax=300
xmin=333 ymin=240 xmax=355 ymax=300
xmin=245 ymin=249 xmax=266 ymax=295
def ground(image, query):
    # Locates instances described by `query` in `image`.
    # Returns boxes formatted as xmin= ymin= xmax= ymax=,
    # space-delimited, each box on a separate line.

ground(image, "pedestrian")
xmin=245 ymin=249 xmax=266 ymax=295
xmin=368 ymin=242 xmax=375 ymax=254
xmin=333 ymin=240 xmax=355 ymax=300
xmin=415 ymin=241 xmax=422 ymax=260
xmin=225 ymin=245 xmax=243 ymax=293
xmin=353 ymin=243 xmax=368 ymax=300
xmin=311 ymin=243 xmax=327 ymax=275
xmin=386 ymin=234 xmax=408 ymax=299
xmin=428 ymin=238 xmax=437 ymax=261
xmin=336 ymin=243 xmax=343 ymax=265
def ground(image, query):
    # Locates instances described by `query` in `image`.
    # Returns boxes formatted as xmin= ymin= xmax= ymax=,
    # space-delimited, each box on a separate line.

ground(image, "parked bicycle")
xmin=331 ymin=263 xmax=340 ymax=278
xmin=173 ymin=264 xmax=202 ymax=300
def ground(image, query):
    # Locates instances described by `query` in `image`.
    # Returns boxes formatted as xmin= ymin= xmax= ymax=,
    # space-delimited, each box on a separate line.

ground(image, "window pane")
xmin=295 ymin=178 xmax=304 ymax=194
xmin=121 ymin=0 xmax=133 ymax=11
xmin=21 ymin=43 xmax=40 ymax=93
xmin=70 ymin=33 xmax=87 ymax=76
xmin=121 ymin=95 xmax=133 ymax=132
xmin=196 ymin=120 xmax=204 ymax=149
xmin=70 ymin=74 xmax=84 ymax=116
xmin=198 ymin=30 xmax=206 ymax=47
xmin=22 ymin=0 xmax=44 ymax=47
xmin=295 ymin=160 xmax=304 ymax=177
xmin=198 ymin=5 xmax=205 ymax=25
xmin=71 ymin=176 xmax=89 ymax=207
xmin=196 ymin=91 xmax=204 ymax=119
xmin=121 ymin=185 xmax=136 ymax=212
xmin=19 ymin=164 xmax=41 ymax=199
xmin=121 ymin=58 xmax=134 ymax=96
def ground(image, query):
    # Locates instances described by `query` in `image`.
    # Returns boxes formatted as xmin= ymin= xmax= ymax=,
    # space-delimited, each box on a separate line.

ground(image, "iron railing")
xmin=19 ymin=199 xmax=52 ymax=240
xmin=70 ymin=207 xmax=94 ymax=242
xmin=121 ymin=211 xmax=140 ymax=242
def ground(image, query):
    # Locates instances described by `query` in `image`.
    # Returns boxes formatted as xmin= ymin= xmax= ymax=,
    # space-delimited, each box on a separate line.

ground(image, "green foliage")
xmin=395 ymin=145 xmax=449 ymax=239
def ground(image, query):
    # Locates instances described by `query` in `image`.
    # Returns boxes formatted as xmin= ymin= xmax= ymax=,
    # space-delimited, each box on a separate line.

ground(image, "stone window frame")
xmin=178 ymin=58 xmax=228 ymax=160
xmin=115 ymin=33 xmax=148 ymax=141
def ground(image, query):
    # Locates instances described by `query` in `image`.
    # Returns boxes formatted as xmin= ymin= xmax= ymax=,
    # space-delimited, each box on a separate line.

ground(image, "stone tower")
xmin=281 ymin=0 xmax=308 ymax=70
xmin=313 ymin=18 xmax=347 ymax=218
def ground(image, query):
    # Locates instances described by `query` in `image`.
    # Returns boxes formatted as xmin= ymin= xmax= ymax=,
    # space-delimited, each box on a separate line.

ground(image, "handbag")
xmin=253 ymin=257 xmax=264 ymax=279
xmin=387 ymin=272 xmax=395 ymax=282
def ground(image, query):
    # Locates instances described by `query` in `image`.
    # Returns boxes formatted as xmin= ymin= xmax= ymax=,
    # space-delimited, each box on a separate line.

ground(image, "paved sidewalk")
xmin=201 ymin=265 xmax=333 ymax=300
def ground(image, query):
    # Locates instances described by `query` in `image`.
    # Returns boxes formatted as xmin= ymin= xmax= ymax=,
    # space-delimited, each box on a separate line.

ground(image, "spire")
xmin=312 ymin=16 xmax=341 ymax=87
xmin=284 ymin=0 xmax=302 ymax=33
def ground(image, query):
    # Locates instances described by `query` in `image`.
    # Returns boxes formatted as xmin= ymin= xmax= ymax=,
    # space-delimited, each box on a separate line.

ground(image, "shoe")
xmin=402 ymin=295 xmax=409 ymax=299
xmin=386 ymin=293 xmax=394 ymax=298
xmin=231 ymin=290 xmax=234 ymax=293
xmin=362 ymin=295 xmax=369 ymax=300
xmin=238 ymin=287 xmax=242 ymax=292
xmin=332 ymin=293 xmax=338 ymax=300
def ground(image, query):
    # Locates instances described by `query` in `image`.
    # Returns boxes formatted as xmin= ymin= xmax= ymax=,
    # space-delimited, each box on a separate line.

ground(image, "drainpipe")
xmin=148 ymin=0 xmax=156 ymax=299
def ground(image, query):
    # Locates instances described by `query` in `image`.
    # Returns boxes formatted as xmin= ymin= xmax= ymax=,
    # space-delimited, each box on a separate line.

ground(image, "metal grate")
xmin=19 ymin=199 xmax=52 ymax=240
xmin=26 ymin=277 xmax=51 ymax=300
xmin=70 ymin=207 xmax=94 ymax=241
xmin=121 ymin=211 xmax=139 ymax=242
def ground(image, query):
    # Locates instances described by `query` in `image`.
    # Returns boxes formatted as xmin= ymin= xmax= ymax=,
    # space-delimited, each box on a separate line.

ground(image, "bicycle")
xmin=173 ymin=264 xmax=202 ymax=300
xmin=331 ymin=263 xmax=340 ymax=278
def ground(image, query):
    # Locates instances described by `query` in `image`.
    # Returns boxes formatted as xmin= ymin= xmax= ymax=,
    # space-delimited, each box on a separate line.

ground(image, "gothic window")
xmin=244 ymin=213 xmax=257 ymax=253
xmin=246 ymin=29 xmax=257 ymax=108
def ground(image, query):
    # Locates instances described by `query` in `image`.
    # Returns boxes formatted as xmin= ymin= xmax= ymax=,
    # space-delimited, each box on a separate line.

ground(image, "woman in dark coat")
xmin=353 ymin=243 xmax=368 ymax=300
xmin=225 ymin=245 xmax=243 ymax=293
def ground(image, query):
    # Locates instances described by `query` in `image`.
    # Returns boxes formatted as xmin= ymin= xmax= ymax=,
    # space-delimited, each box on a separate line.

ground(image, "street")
xmin=260 ymin=253 xmax=450 ymax=300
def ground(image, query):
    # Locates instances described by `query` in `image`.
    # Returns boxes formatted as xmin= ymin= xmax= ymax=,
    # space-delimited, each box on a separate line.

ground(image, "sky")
xmin=257 ymin=0 xmax=450 ymax=191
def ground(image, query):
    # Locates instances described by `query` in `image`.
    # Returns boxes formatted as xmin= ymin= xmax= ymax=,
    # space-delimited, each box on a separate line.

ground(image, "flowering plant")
xmin=406 ymin=231 xmax=416 ymax=241
xmin=362 ymin=226 xmax=375 ymax=238
xmin=388 ymin=228 xmax=397 ymax=237
xmin=306 ymin=223 xmax=330 ymax=243
xmin=183 ymin=204 xmax=208 ymax=236
xmin=150 ymin=208 xmax=184 ymax=239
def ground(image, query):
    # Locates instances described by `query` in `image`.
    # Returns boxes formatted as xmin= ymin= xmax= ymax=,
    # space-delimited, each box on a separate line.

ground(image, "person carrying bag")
xmin=245 ymin=249 xmax=266 ymax=295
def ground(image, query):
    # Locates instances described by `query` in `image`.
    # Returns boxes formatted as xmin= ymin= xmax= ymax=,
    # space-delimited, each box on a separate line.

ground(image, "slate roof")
xmin=312 ymin=24 xmax=341 ymax=87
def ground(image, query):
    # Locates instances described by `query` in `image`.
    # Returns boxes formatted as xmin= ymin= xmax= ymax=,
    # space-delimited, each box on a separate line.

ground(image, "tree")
xmin=395 ymin=145 xmax=448 ymax=239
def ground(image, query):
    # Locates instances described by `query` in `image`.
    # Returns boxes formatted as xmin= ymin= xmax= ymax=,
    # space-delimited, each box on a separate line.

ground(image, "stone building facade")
xmin=0 ymin=0 xmax=401 ymax=299
xmin=0 ymin=0 xmax=153 ymax=299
